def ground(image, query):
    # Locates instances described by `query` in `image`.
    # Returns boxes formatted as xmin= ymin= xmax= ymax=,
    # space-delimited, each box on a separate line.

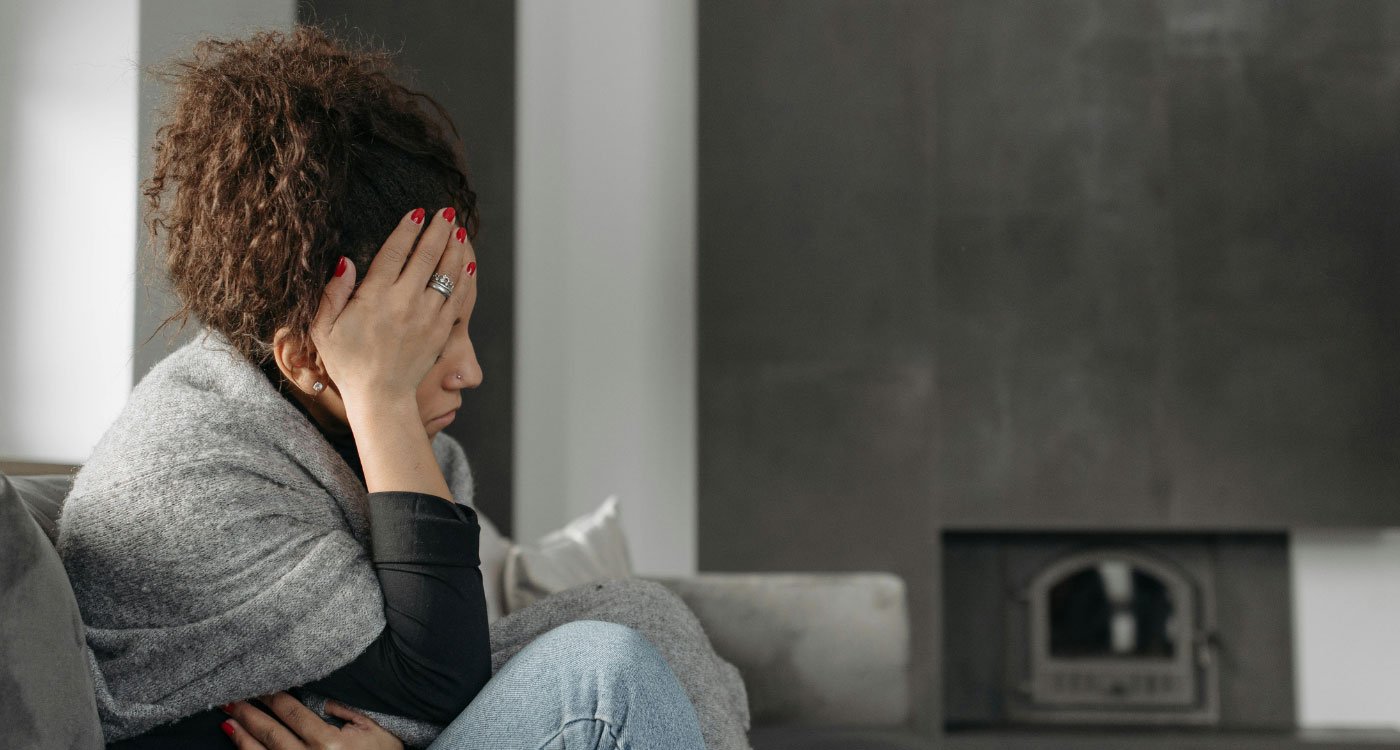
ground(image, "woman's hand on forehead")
xmin=308 ymin=206 xmax=473 ymax=406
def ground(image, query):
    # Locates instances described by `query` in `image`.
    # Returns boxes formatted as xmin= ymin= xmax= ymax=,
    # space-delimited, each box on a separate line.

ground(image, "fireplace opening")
xmin=1019 ymin=548 xmax=1212 ymax=722
xmin=943 ymin=533 xmax=1292 ymax=731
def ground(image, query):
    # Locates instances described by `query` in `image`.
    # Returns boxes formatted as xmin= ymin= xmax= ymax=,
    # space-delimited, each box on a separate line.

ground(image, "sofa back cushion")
xmin=0 ymin=471 xmax=103 ymax=749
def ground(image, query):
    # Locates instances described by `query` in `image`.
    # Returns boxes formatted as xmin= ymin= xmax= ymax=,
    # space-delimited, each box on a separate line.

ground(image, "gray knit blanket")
xmin=57 ymin=331 xmax=750 ymax=749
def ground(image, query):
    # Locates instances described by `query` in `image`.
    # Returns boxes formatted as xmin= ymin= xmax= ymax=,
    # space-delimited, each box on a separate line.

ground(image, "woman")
xmin=56 ymin=27 xmax=748 ymax=750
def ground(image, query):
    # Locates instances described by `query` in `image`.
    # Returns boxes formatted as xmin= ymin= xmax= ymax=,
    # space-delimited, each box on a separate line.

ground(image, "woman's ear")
xmin=271 ymin=327 xmax=325 ymax=396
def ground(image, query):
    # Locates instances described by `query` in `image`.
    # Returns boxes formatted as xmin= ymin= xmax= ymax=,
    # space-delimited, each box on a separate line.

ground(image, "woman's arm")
xmin=312 ymin=208 xmax=466 ymax=501
xmin=345 ymin=398 xmax=451 ymax=499
xmin=296 ymin=208 xmax=489 ymax=722
xmin=303 ymin=491 xmax=491 ymax=723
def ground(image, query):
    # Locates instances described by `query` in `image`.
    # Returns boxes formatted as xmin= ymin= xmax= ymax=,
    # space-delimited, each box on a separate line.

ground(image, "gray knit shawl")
xmin=57 ymin=331 xmax=752 ymax=749
xmin=57 ymin=331 xmax=457 ymax=743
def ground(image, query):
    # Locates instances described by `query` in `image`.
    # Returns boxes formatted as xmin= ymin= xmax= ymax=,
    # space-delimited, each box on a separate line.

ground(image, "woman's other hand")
xmin=220 ymin=693 xmax=403 ymax=750
xmin=310 ymin=206 xmax=471 ymax=410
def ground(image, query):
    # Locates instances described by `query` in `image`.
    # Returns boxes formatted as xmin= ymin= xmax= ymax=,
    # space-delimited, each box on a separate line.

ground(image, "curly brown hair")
xmin=144 ymin=25 xmax=478 ymax=365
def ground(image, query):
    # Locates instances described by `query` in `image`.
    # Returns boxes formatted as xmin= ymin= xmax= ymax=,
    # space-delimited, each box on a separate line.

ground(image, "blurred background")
xmin=1 ymin=0 xmax=1397 ymax=746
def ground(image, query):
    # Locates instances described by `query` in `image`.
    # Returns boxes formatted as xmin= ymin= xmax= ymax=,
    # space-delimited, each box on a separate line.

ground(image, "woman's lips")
xmin=428 ymin=410 xmax=457 ymax=429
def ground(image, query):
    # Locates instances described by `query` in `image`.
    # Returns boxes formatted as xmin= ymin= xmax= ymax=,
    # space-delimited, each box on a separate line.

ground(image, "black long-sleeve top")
xmin=107 ymin=373 xmax=490 ymax=749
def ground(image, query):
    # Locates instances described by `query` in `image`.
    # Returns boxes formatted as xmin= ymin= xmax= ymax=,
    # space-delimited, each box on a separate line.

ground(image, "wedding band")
xmin=427 ymin=273 xmax=454 ymax=298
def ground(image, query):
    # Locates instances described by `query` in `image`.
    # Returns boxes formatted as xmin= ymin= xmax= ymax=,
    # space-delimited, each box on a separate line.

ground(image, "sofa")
xmin=1 ymin=469 xmax=934 ymax=750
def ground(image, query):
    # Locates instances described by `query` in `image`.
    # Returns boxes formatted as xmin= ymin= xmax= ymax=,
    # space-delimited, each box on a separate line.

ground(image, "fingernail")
xmin=443 ymin=207 xmax=456 ymax=223
xmin=220 ymin=720 xmax=235 ymax=738
xmin=466 ymin=261 xmax=476 ymax=277
xmin=410 ymin=208 xmax=426 ymax=224
xmin=455 ymin=227 xmax=467 ymax=243
xmin=334 ymin=257 xmax=347 ymax=277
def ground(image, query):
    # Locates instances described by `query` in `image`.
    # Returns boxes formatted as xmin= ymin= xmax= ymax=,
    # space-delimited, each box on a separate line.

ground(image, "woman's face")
xmin=275 ymin=246 xmax=482 ymax=442
xmin=416 ymin=273 xmax=482 ymax=438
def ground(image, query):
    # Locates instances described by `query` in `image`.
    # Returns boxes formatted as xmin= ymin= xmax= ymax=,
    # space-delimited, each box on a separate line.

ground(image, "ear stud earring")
xmin=312 ymin=381 xmax=324 ymax=395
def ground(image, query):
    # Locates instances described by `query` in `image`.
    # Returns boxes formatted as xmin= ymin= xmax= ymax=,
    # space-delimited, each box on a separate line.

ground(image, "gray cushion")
xmin=0 ymin=471 xmax=103 ymax=749
xmin=9 ymin=473 xmax=74 ymax=545
xmin=650 ymin=573 xmax=911 ymax=728
xmin=749 ymin=727 xmax=935 ymax=750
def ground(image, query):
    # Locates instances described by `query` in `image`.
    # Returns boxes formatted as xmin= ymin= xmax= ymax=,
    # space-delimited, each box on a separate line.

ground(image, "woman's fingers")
xmin=323 ymin=700 xmax=405 ymax=750
xmin=221 ymin=700 xmax=307 ymax=750
xmin=324 ymin=698 xmax=375 ymax=728
xmin=360 ymin=207 xmax=429 ymax=293
xmin=309 ymin=256 xmax=357 ymax=343
xmin=258 ymin=692 xmax=337 ymax=746
xmin=452 ymin=236 xmax=478 ymax=315
xmin=221 ymin=718 xmax=268 ymax=749
xmin=400 ymin=207 xmax=458 ymax=290
xmin=428 ymin=224 xmax=470 ymax=309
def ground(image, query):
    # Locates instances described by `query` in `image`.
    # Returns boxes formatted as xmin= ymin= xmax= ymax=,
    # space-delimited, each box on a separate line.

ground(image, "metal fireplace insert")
xmin=943 ymin=533 xmax=1293 ymax=731
xmin=1011 ymin=546 xmax=1218 ymax=725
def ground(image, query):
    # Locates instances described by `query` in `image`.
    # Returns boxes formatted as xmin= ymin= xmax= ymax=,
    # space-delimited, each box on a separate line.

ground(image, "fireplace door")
xmin=1009 ymin=546 xmax=1220 ymax=725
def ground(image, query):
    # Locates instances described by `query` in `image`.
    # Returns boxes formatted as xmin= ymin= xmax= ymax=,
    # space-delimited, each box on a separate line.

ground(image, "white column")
xmin=515 ymin=0 xmax=697 ymax=576
xmin=0 ymin=0 xmax=139 ymax=463
xmin=0 ymin=0 xmax=295 ymax=464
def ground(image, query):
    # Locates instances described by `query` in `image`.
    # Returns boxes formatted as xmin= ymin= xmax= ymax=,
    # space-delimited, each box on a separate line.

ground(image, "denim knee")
xmin=533 ymin=620 xmax=665 ymax=676
xmin=539 ymin=620 xmax=651 ymax=654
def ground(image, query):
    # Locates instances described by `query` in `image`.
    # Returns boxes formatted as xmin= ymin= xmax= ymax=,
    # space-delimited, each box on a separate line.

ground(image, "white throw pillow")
xmin=503 ymin=496 xmax=634 ymax=614
xmin=475 ymin=510 xmax=512 ymax=624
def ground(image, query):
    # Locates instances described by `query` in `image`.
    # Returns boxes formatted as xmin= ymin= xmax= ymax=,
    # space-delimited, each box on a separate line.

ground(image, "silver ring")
xmin=427 ymin=273 xmax=454 ymax=298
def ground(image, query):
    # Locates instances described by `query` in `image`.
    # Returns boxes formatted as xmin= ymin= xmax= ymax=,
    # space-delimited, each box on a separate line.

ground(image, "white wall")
xmin=515 ymin=0 xmax=697 ymax=576
xmin=1292 ymin=530 xmax=1400 ymax=730
xmin=0 ymin=0 xmax=293 ymax=464
xmin=0 ymin=0 xmax=139 ymax=464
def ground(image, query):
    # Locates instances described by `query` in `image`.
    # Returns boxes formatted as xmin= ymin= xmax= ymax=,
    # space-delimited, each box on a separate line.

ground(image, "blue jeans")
xmin=426 ymin=620 xmax=707 ymax=750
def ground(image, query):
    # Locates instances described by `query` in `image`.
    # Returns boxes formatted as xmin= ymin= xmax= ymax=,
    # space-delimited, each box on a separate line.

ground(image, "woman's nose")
xmin=446 ymin=347 xmax=483 ymax=390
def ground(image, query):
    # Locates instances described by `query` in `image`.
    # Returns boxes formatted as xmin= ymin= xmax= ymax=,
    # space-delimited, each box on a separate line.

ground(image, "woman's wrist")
xmin=341 ymin=389 xmax=419 ymax=429
xmin=343 ymin=392 xmax=453 ymax=499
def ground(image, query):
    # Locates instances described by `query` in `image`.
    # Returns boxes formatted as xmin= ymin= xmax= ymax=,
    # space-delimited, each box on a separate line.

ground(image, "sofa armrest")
xmin=3 ymin=472 xmax=74 ymax=546
xmin=643 ymin=572 xmax=910 ymax=729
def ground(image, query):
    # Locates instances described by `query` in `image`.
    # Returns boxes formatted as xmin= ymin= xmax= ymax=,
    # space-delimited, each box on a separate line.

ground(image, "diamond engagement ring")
xmin=427 ymin=273 xmax=454 ymax=298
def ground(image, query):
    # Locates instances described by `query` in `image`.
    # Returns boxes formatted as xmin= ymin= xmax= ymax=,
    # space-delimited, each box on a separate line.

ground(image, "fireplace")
xmin=944 ymin=532 xmax=1292 ymax=732
xmin=1011 ymin=546 xmax=1218 ymax=724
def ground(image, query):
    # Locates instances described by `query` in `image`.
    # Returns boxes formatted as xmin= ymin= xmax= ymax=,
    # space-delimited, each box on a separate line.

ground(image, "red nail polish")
xmin=466 ymin=261 xmax=476 ymax=277
xmin=456 ymin=227 xmax=467 ymax=243
xmin=334 ymin=257 xmax=347 ymax=277
xmin=443 ymin=207 xmax=456 ymax=223
xmin=220 ymin=703 xmax=233 ymax=713
xmin=410 ymin=208 xmax=425 ymax=224
xmin=220 ymin=721 xmax=235 ymax=738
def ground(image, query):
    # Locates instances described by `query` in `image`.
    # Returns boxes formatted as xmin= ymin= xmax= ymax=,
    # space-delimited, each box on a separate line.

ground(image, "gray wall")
xmin=698 ymin=0 xmax=1400 ymax=735
xmin=299 ymin=0 xmax=517 ymax=534
xmin=133 ymin=0 xmax=296 ymax=384
xmin=698 ymin=1 xmax=944 ymax=732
